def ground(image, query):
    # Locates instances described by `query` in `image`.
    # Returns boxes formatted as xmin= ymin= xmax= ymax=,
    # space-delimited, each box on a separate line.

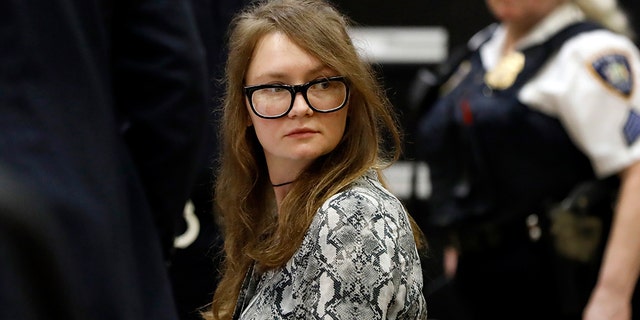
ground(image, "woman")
xmin=417 ymin=0 xmax=640 ymax=319
xmin=203 ymin=0 xmax=427 ymax=319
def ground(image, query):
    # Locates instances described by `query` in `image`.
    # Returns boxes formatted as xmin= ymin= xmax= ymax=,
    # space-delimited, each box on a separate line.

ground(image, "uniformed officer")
xmin=416 ymin=0 xmax=640 ymax=319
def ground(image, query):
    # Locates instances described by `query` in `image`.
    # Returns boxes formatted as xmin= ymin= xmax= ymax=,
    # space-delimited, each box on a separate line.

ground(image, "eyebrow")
xmin=252 ymin=65 xmax=336 ymax=83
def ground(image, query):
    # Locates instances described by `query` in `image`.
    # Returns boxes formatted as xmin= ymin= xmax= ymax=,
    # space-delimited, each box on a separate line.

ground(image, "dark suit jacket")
xmin=0 ymin=0 xmax=208 ymax=318
xmin=167 ymin=1 xmax=247 ymax=319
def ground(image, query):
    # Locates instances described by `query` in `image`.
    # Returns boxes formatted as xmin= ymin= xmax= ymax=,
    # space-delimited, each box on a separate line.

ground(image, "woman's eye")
xmin=267 ymin=87 xmax=286 ymax=93
xmin=311 ymin=81 xmax=331 ymax=91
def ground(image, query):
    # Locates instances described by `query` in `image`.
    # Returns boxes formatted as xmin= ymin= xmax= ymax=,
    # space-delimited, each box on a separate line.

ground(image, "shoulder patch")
xmin=623 ymin=109 xmax=640 ymax=146
xmin=591 ymin=53 xmax=634 ymax=99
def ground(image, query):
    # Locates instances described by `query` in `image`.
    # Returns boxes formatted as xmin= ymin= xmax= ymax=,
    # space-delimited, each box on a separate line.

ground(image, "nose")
xmin=288 ymin=92 xmax=313 ymax=118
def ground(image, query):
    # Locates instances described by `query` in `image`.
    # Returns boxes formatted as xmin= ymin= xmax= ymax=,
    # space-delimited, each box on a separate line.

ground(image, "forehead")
xmin=245 ymin=31 xmax=332 ymax=83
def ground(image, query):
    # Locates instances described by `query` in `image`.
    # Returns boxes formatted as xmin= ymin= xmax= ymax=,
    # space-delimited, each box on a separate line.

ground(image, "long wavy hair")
xmin=204 ymin=0 xmax=425 ymax=319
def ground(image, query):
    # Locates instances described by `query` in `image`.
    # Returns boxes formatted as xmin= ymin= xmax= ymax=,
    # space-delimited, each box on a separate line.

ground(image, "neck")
xmin=503 ymin=23 xmax=532 ymax=54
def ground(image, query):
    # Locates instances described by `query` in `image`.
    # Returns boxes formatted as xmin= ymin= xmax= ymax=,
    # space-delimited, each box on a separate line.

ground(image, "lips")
xmin=286 ymin=127 xmax=318 ymax=136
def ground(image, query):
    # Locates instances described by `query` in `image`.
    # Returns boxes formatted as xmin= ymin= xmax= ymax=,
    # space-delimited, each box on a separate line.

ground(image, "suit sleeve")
xmin=112 ymin=0 xmax=209 ymax=255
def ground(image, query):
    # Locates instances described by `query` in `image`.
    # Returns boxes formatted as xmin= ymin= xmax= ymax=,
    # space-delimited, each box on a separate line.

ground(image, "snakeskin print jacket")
xmin=233 ymin=171 xmax=427 ymax=319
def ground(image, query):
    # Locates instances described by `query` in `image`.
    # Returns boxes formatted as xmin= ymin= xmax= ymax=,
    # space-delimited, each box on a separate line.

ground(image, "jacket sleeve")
xmin=111 ymin=0 xmax=209 ymax=256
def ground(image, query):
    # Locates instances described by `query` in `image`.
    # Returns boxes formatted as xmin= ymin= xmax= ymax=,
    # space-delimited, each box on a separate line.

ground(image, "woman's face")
xmin=485 ymin=0 xmax=566 ymax=25
xmin=244 ymin=31 xmax=349 ymax=176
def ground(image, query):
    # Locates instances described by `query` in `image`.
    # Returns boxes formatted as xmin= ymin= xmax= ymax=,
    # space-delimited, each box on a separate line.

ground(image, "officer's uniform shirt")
xmin=478 ymin=2 xmax=640 ymax=178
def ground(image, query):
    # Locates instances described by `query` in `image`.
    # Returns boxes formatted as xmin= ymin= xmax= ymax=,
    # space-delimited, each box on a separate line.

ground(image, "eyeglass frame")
xmin=243 ymin=76 xmax=349 ymax=119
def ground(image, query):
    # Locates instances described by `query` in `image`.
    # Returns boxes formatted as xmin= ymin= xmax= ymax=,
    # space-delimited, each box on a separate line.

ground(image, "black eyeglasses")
xmin=244 ymin=76 xmax=349 ymax=119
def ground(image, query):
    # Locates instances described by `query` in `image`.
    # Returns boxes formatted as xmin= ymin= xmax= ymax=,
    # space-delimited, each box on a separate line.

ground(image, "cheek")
xmin=251 ymin=118 xmax=279 ymax=149
xmin=328 ymin=109 xmax=349 ymax=142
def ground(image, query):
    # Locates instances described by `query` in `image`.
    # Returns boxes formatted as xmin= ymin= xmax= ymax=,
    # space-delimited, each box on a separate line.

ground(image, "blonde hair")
xmin=204 ymin=0 xmax=424 ymax=319
xmin=573 ymin=0 xmax=635 ymax=39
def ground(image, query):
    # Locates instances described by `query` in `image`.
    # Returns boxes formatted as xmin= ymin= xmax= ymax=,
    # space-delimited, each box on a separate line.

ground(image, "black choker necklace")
xmin=272 ymin=180 xmax=295 ymax=187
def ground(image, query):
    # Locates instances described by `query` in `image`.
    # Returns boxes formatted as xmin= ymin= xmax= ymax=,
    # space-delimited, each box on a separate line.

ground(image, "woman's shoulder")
xmin=306 ymin=170 xmax=417 ymax=254
xmin=317 ymin=170 xmax=408 ymax=223
xmin=331 ymin=170 xmax=401 ymax=204
xmin=547 ymin=28 xmax=639 ymax=100
xmin=559 ymin=28 xmax=639 ymax=63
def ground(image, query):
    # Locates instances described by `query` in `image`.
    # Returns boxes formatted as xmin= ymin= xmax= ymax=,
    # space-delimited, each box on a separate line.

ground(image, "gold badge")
xmin=484 ymin=51 xmax=526 ymax=90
